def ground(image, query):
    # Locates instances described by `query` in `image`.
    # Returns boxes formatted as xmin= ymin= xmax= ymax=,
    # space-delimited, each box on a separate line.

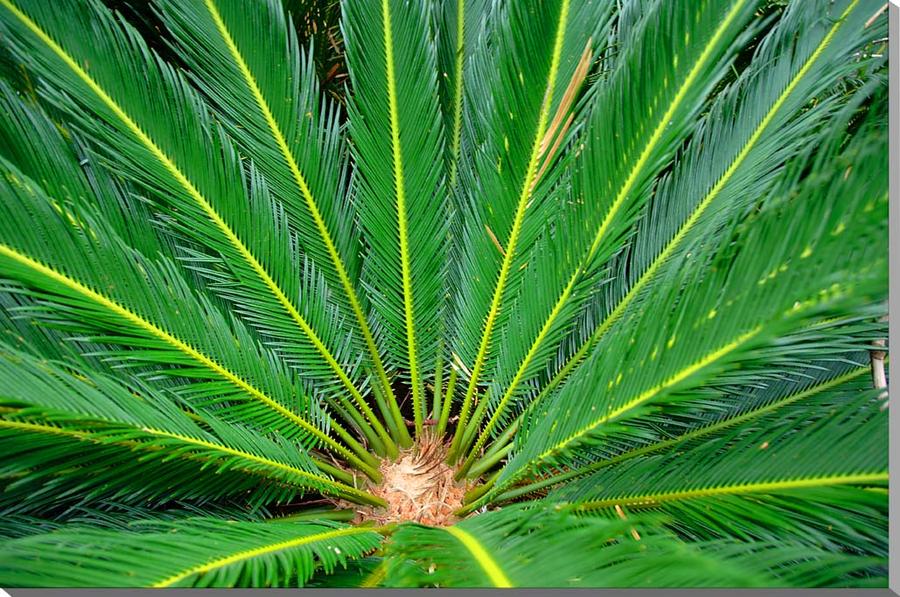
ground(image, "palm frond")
xmin=541 ymin=0 xmax=884 ymax=412
xmin=156 ymin=0 xmax=409 ymax=445
xmin=480 ymin=91 xmax=887 ymax=504
xmin=0 ymin=291 xmax=88 ymax=364
xmin=493 ymin=353 xmax=879 ymax=502
xmin=384 ymin=504 xmax=882 ymax=587
xmin=0 ymin=162 xmax=384 ymax=478
xmin=0 ymin=346 xmax=384 ymax=510
xmin=431 ymin=0 xmax=491 ymax=187
xmin=0 ymin=517 xmax=383 ymax=587
xmin=455 ymin=0 xmax=761 ymax=468
xmin=342 ymin=0 xmax=449 ymax=435
xmin=447 ymin=0 xmax=613 ymax=456
xmin=307 ymin=556 xmax=385 ymax=587
xmin=429 ymin=0 xmax=500 ymax=431
xmin=0 ymin=500 xmax=271 ymax=540
xmin=0 ymin=0 xmax=397 ymax=454
xmin=0 ymin=82 xmax=173 ymax=261
xmin=471 ymin=309 xmax=887 ymax=479
xmin=558 ymin=384 xmax=887 ymax=558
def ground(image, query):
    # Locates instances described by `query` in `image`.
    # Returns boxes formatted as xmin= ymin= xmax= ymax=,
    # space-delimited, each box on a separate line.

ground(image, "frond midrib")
xmin=447 ymin=0 xmax=466 ymax=187
xmin=152 ymin=525 xmax=380 ymax=587
xmin=575 ymin=472 xmax=888 ymax=510
xmin=381 ymin=0 xmax=425 ymax=434
xmin=0 ymin=418 xmax=381 ymax=505
xmin=444 ymin=525 xmax=513 ymax=588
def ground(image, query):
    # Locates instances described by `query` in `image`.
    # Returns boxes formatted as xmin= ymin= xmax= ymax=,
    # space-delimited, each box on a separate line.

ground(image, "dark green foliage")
xmin=0 ymin=0 xmax=888 ymax=588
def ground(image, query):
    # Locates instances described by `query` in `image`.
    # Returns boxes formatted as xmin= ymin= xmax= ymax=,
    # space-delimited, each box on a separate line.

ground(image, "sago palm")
xmin=0 ymin=0 xmax=889 ymax=588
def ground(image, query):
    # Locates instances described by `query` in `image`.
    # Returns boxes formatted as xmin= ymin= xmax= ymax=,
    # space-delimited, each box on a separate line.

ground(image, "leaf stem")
xmin=266 ymin=507 xmax=357 ymax=523
xmin=436 ymin=367 xmax=457 ymax=438
xmin=467 ymin=442 xmax=512 ymax=479
xmin=311 ymin=460 xmax=357 ymax=485
xmin=431 ymin=340 xmax=445 ymax=420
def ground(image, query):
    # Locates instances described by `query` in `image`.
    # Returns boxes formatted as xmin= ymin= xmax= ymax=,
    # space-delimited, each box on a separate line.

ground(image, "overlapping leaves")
xmin=0 ymin=0 xmax=888 ymax=588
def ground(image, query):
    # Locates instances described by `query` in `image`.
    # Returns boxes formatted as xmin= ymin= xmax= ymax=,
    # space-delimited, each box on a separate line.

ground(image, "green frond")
xmin=576 ymin=0 xmax=759 ymax=270
xmin=473 ymin=308 xmax=888 ymax=479
xmin=156 ymin=0 xmax=409 ymax=445
xmin=541 ymin=0 xmax=884 ymax=414
xmin=0 ymin=291 xmax=88 ymax=364
xmin=383 ymin=504 xmax=882 ymax=587
xmin=494 ymin=354 xmax=879 ymax=502
xmin=0 ymin=347 xmax=383 ymax=510
xmin=158 ymin=0 xmax=358 ymax=295
xmin=431 ymin=0 xmax=492 ymax=186
xmin=484 ymin=94 xmax=887 ymax=501
xmin=308 ymin=556 xmax=385 ymax=588
xmin=0 ymin=517 xmax=383 ymax=587
xmin=447 ymin=0 xmax=613 ymax=456
xmin=119 ymin=501 xmax=275 ymax=523
xmin=342 ymin=0 xmax=450 ymax=434
xmin=559 ymin=385 xmax=887 ymax=558
xmin=0 ymin=0 xmax=396 ymax=453
xmin=0 ymin=82 xmax=173 ymax=260
xmin=0 ymin=501 xmax=269 ymax=541
xmin=0 ymin=162 xmax=383 ymax=477
xmin=427 ymin=0 xmax=495 ymax=428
